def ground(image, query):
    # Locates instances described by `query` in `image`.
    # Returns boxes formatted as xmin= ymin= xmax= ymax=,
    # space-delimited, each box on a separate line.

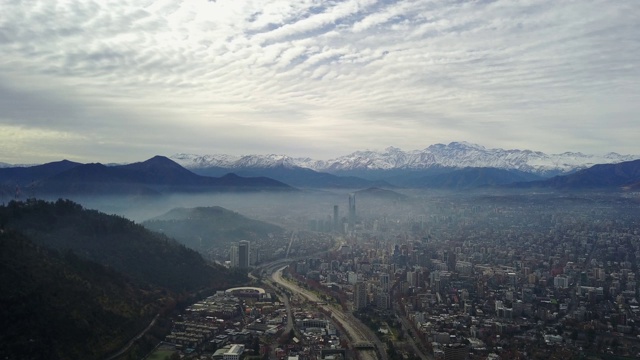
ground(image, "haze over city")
xmin=2 ymin=2 xmax=640 ymax=357
xmin=1 ymin=0 xmax=638 ymax=164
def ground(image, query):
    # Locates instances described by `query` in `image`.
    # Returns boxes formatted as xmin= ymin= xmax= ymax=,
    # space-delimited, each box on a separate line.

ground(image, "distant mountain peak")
xmin=447 ymin=141 xmax=486 ymax=150
xmin=141 ymin=155 xmax=181 ymax=166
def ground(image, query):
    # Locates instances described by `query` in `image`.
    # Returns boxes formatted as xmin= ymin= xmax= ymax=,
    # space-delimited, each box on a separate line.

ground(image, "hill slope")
xmin=0 ymin=156 xmax=294 ymax=197
xmin=0 ymin=200 xmax=249 ymax=359
xmin=0 ymin=230 xmax=158 ymax=360
xmin=515 ymin=159 xmax=640 ymax=189
xmin=190 ymin=164 xmax=390 ymax=189
xmin=354 ymin=187 xmax=409 ymax=202
xmin=143 ymin=206 xmax=284 ymax=255
xmin=0 ymin=200 xmax=246 ymax=292
xmin=0 ymin=160 xmax=81 ymax=184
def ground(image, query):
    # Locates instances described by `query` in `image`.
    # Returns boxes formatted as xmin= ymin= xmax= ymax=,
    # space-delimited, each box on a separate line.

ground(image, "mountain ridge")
xmin=0 ymin=156 xmax=294 ymax=196
xmin=513 ymin=159 xmax=640 ymax=190
xmin=171 ymin=142 xmax=638 ymax=176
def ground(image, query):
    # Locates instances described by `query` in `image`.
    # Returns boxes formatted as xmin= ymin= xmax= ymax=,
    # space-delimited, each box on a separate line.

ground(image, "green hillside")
xmin=0 ymin=200 xmax=248 ymax=359
xmin=0 ymin=200 xmax=246 ymax=292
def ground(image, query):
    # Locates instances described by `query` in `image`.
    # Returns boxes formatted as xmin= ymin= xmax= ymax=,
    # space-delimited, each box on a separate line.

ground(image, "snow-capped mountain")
xmin=172 ymin=153 xmax=324 ymax=170
xmin=171 ymin=142 xmax=639 ymax=176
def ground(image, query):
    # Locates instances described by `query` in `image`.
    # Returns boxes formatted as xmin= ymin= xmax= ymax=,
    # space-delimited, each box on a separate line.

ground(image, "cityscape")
xmin=153 ymin=189 xmax=640 ymax=360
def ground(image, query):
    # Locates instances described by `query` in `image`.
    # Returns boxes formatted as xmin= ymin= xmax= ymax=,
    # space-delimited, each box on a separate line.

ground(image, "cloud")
xmin=0 ymin=0 xmax=638 ymax=163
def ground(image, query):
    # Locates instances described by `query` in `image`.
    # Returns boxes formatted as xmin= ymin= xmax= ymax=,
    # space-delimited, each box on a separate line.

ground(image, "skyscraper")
xmin=354 ymin=281 xmax=367 ymax=310
xmin=333 ymin=205 xmax=339 ymax=232
xmin=380 ymin=272 xmax=390 ymax=292
xmin=230 ymin=245 xmax=239 ymax=268
xmin=239 ymin=240 xmax=250 ymax=268
xmin=348 ymin=193 xmax=356 ymax=228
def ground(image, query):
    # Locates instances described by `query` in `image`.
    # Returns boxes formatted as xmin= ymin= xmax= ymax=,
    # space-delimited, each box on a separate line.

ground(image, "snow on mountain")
xmin=171 ymin=153 xmax=324 ymax=170
xmin=319 ymin=142 xmax=639 ymax=175
xmin=170 ymin=142 xmax=639 ymax=176
xmin=234 ymin=154 xmax=317 ymax=169
xmin=171 ymin=153 xmax=241 ymax=168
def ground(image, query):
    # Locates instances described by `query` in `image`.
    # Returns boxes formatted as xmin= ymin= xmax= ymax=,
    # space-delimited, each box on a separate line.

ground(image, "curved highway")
xmin=272 ymin=266 xmax=386 ymax=360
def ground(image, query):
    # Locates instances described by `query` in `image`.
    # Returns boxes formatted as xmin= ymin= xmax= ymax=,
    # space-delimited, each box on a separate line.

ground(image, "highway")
xmin=271 ymin=266 xmax=386 ymax=360
xmin=285 ymin=231 xmax=296 ymax=258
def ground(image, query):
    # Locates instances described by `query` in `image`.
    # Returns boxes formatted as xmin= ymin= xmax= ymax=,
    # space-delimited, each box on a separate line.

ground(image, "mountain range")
xmin=171 ymin=142 xmax=638 ymax=177
xmin=0 ymin=156 xmax=293 ymax=197
xmin=1 ymin=142 xmax=640 ymax=193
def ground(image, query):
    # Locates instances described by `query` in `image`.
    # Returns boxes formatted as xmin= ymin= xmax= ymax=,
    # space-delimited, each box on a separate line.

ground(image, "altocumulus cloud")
xmin=0 ymin=0 xmax=638 ymax=163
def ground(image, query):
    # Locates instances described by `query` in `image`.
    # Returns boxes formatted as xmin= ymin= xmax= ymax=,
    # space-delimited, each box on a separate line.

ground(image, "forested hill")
xmin=0 ymin=199 xmax=245 ymax=292
xmin=143 ymin=206 xmax=283 ymax=253
xmin=0 ymin=230 xmax=158 ymax=359
xmin=0 ymin=199 xmax=248 ymax=359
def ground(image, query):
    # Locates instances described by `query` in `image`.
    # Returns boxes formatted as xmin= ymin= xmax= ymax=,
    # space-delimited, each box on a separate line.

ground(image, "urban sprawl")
xmin=158 ymin=191 xmax=640 ymax=360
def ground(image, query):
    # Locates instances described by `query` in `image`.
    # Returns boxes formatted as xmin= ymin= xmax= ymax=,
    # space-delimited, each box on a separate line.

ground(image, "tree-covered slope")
xmin=0 ymin=200 xmax=247 ymax=292
xmin=0 ymin=199 xmax=249 ymax=360
xmin=0 ymin=230 xmax=157 ymax=360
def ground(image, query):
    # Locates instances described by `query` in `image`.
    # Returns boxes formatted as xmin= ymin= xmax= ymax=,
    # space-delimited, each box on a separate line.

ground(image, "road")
xmin=285 ymin=231 xmax=296 ymax=258
xmin=271 ymin=266 xmax=385 ymax=360
xmin=106 ymin=314 xmax=160 ymax=360
xmin=395 ymin=314 xmax=433 ymax=360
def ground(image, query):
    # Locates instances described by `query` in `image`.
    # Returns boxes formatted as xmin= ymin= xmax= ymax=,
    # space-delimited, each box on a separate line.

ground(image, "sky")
xmin=0 ymin=0 xmax=638 ymax=164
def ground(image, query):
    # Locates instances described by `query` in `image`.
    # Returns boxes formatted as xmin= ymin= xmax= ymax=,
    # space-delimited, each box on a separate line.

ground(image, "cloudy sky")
xmin=1 ymin=0 xmax=638 ymax=163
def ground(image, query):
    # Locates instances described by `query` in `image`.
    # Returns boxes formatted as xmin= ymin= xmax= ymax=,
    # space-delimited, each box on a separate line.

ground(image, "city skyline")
xmin=1 ymin=0 xmax=638 ymax=164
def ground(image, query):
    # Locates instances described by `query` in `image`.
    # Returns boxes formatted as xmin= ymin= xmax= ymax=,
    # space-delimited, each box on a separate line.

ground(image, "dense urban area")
xmin=150 ymin=190 xmax=640 ymax=360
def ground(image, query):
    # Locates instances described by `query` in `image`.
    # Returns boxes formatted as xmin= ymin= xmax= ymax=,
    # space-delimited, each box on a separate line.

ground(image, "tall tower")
xmin=348 ymin=193 xmax=356 ymax=228
xmin=230 ymin=245 xmax=239 ymax=268
xmin=333 ymin=205 xmax=339 ymax=232
xmin=239 ymin=240 xmax=250 ymax=268
xmin=380 ymin=272 xmax=390 ymax=292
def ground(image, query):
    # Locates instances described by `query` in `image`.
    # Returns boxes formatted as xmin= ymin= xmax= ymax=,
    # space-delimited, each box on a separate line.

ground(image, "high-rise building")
xmin=239 ymin=240 xmax=250 ymax=268
xmin=230 ymin=245 xmax=239 ymax=268
xmin=554 ymin=275 xmax=569 ymax=289
xmin=407 ymin=271 xmax=418 ymax=287
xmin=380 ymin=272 xmax=390 ymax=292
xmin=333 ymin=205 xmax=339 ymax=232
xmin=376 ymin=292 xmax=391 ymax=310
xmin=348 ymin=193 xmax=356 ymax=228
xmin=251 ymin=246 xmax=260 ymax=265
